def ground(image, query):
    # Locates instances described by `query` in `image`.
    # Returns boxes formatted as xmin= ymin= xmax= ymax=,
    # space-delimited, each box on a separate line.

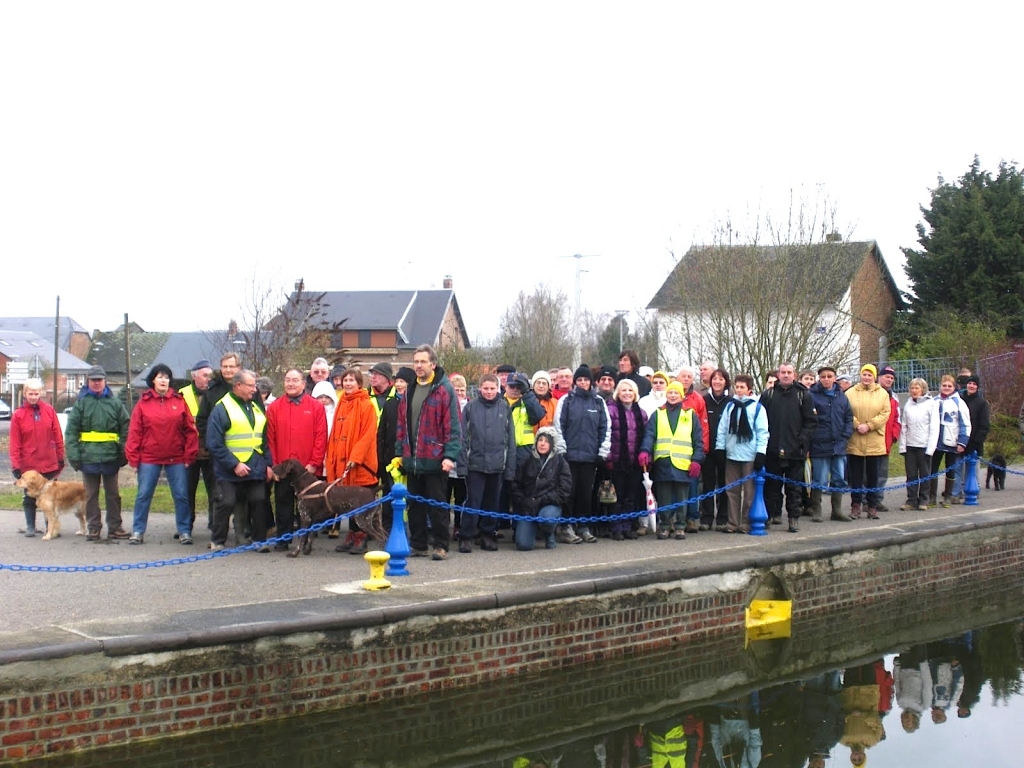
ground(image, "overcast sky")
xmin=2 ymin=3 xmax=1020 ymax=344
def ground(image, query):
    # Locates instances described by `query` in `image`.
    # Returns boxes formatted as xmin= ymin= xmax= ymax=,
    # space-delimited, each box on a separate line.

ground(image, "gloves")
xmin=638 ymin=452 xmax=650 ymax=470
xmin=753 ymin=453 xmax=765 ymax=473
xmin=714 ymin=449 xmax=726 ymax=463
xmin=12 ymin=469 xmax=21 ymax=480
xmin=386 ymin=457 xmax=402 ymax=473
xmin=507 ymin=372 xmax=530 ymax=391
xmin=687 ymin=462 xmax=702 ymax=479
xmin=70 ymin=460 xmax=82 ymax=472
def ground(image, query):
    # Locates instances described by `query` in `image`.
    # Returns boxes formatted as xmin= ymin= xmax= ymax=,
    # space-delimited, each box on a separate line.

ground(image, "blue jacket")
xmin=207 ymin=394 xmax=272 ymax=483
xmin=808 ymin=382 xmax=853 ymax=458
xmin=715 ymin=397 xmax=769 ymax=463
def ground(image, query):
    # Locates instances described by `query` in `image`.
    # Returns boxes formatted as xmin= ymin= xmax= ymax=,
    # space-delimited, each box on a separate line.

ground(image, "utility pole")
xmin=561 ymin=253 xmax=600 ymax=367
xmin=615 ymin=310 xmax=628 ymax=353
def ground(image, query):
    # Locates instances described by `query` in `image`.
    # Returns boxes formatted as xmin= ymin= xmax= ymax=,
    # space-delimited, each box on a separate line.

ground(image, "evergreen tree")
xmin=903 ymin=157 xmax=1024 ymax=337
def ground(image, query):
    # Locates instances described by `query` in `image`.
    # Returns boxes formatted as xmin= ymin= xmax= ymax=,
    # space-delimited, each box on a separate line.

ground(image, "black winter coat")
xmin=962 ymin=390 xmax=991 ymax=456
xmin=759 ymin=382 xmax=816 ymax=460
xmin=511 ymin=451 xmax=573 ymax=516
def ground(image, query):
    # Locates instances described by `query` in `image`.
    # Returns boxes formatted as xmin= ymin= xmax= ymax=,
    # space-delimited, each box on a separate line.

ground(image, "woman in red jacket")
xmin=326 ymin=368 xmax=379 ymax=554
xmin=10 ymin=378 xmax=66 ymax=537
xmin=125 ymin=363 xmax=199 ymax=545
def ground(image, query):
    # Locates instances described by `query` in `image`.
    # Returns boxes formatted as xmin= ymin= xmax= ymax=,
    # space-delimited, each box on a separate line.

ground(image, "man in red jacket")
xmin=10 ymin=378 xmax=66 ymax=537
xmin=266 ymin=368 xmax=328 ymax=550
xmin=876 ymin=366 xmax=902 ymax=512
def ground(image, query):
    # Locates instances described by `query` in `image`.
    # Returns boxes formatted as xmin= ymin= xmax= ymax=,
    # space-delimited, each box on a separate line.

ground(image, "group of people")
xmin=9 ymin=346 xmax=992 ymax=557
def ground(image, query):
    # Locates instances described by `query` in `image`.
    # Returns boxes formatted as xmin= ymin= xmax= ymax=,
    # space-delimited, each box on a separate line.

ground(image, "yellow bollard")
xmin=362 ymin=550 xmax=392 ymax=591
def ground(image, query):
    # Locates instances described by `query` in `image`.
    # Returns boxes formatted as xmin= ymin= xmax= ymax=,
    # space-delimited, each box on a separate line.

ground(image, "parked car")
xmin=0 ymin=400 xmax=11 ymax=420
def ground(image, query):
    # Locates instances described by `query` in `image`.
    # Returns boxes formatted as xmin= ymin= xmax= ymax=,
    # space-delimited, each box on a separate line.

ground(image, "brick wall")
xmin=2 ymin=524 xmax=1022 ymax=763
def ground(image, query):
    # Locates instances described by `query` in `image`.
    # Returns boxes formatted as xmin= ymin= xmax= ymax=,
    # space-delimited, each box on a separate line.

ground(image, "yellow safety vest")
xmin=509 ymin=399 xmax=535 ymax=447
xmin=218 ymin=394 xmax=266 ymax=462
xmin=654 ymin=408 xmax=694 ymax=471
xmin=368 ymin=386 xmax=396 ymax=426
xmin=181 ymin=384 xmax=200 ymax=417
xmin=650 ymin=725 xmax=687 ymax=768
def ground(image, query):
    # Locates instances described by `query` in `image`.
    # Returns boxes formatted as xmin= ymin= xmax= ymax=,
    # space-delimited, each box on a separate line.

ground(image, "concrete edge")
xmin=7 ymin=510 xmax=1023 ymax=664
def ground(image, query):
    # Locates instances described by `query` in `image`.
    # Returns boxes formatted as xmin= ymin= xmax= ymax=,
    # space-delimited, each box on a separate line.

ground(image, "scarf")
xmin=728 ymin=397 xmax=754 ymax=442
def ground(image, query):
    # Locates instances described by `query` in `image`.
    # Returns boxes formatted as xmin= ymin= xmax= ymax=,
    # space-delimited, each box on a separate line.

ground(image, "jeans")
xmin=655 ymin=480 xmax=690 ymax=530
xmin=514 ymin=504 xmax=560 ymax=550
xmin=133 ymin=463 xmax=190 ymax=536
xmin=811 ymin=455 xmax=847 ymax=492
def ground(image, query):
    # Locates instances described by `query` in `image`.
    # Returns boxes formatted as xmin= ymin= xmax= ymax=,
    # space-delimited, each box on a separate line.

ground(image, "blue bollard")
xmin=385 ymin=483 xmax=411 ymax=576
xmin=963 ymin=452 xmax=980 ymax=506
xmin=748 ymin=469 xmax=769 ymax=536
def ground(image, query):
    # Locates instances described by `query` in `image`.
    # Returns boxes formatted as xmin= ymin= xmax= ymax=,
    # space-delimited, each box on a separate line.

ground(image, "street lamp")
xmin=615 ymin=310 xmax=628 ymax=352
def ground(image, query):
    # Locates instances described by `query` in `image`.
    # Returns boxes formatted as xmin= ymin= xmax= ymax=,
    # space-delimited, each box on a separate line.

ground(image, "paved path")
xmin=1 ymin=471 xmax=1022 ymax=656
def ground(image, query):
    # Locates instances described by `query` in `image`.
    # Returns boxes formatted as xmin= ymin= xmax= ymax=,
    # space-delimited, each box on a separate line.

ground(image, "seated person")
xmin=509 ymin=427 xmax=572 ymax=551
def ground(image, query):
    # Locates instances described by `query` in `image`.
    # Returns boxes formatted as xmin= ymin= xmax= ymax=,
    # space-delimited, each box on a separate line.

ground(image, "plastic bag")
xmin=643 ymin=471 xmax=657 ymax=533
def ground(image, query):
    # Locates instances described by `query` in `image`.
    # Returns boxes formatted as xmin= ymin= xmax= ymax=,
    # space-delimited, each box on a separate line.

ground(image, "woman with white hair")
xmin=531 ymin=370 xmax=557 ymax=430
xmin=606 ymin=379 xmax=649 ymax=540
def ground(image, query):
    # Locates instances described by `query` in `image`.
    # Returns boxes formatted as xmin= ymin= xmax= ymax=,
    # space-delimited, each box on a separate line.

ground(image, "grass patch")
xmin=1 ymin=484 xmax=209 ymax=513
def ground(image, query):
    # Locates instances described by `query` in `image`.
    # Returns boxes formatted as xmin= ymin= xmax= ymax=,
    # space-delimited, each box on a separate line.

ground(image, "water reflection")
xmin=30 ymin=618 xmax=1024 ymax=767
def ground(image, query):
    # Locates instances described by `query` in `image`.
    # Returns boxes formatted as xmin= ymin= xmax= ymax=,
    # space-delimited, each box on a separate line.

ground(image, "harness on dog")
xmin=296 ymin=468 xmax=350 ymax=517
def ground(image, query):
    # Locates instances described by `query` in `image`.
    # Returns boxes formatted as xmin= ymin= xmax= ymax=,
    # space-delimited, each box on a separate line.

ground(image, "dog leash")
xmin=296 ymin=468 xmax=350 ymax=517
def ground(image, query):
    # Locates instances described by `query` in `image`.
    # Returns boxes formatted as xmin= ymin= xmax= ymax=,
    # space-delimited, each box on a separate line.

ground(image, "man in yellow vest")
xmin=206 ymin=369 xmax=274 ymax=552
xmin=180 ymin=359 xmax=215 ymax=534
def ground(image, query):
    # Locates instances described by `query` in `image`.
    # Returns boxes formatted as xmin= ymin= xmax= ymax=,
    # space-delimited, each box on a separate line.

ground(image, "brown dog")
xmin=15 ymin=470 xmax=88 ymax=541
xmin=271 ymin=459 xmax=387 ymax=558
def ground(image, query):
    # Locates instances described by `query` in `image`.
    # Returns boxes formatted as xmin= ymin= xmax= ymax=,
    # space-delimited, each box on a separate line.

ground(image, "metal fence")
xmin=887 ymin=357 xmax=960 ymax=393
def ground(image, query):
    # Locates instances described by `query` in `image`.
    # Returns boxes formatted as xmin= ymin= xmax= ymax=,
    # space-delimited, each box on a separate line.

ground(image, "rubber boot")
xmin=810 ymin=489 xmax=823 ymax=523
xmin=927 ymin=478 xmax=938 ymax=506
xmin=831 ymin=492 xmax=851 ymax=521
xmin=940 ymin=477 xmax=954 ymax=507
xmin=24 ymin=507 xmax=38 ymax=537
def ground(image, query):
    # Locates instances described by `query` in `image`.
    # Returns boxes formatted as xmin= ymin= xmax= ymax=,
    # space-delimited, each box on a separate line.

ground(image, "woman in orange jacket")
xmin=326 ymin=368 xmax=379 ymax=553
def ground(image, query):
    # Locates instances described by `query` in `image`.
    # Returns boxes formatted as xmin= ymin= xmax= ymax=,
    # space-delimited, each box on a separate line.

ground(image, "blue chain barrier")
xmin=762 ymin=455 xmax=971 ymax=494
xmin=979 ymin=455 xmax=1024 ymax=476
xmin=0 ymin=495 xmax=390 ymax=574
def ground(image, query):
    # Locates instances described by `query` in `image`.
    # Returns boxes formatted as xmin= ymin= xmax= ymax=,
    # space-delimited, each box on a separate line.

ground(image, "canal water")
xmin=28 ymin=608 xmax=1024 ymax=767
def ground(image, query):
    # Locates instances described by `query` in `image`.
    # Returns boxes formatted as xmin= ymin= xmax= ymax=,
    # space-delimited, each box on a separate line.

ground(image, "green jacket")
xmin=65 ymin=386 xmax=130 ymax=467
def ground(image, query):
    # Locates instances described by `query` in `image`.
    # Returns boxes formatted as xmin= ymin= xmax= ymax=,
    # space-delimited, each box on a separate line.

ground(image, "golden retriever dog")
xmin=14 ymin=470 xmax=87 ymax=540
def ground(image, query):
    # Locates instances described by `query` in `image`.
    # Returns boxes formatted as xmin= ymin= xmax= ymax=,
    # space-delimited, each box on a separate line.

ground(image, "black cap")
xmin=572 ymin=365 xmax=593 ymax=384
xmin=495 ymin=364 xmax=517 ymax=374
xmin=370 ymin=362 xmax=394 ymax=379
xmin=596 ymin=365 xmax=617 ymax=381
xmin=395 ymin=367 xmax=416 ymax=386
xmin=87 ymin=365 xmax=106 ymax=380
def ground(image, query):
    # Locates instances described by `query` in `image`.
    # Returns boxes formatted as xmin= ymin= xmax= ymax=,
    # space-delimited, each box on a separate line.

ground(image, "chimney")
xmin=228 ymin=319 xmax=238 ymax=337
xmin=295 ymin=278 xmax=305 ymax=292
xmin=443 ymin=275 xmax=453 ymax=290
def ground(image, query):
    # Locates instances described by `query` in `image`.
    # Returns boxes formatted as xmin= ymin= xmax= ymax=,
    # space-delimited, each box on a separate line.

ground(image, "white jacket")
xmin=898 ymin=395 xmax=937 ymax=453
xmin=928 ymin=394 xmax=972 ymax=454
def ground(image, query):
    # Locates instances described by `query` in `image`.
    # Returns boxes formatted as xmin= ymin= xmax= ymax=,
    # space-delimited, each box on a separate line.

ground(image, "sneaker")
xmin=916 ymin=504 xmax=929 ymax=511
xmin=770 ymin=516 xmax=783 ymax=526
xmin=256 ymin=544 xmax=271 ymax=553
xmin=657 ymin=530 xmax=670 ymax=540
xmin=128 ymin=533 xmax=143 ymax=545
xmin=899 ymin=504 xmax=915 ymax=511
xmin=788 ymin=518 xmax=799 ymax=533
xmin=274 ymin=541 xmax=290 ymax=552
xmin=409 ymin=548 xmax=430 ymax=558
xmin=109 ymin=529 xmax=131 ymax=540
xmin=940 ymin=499 xmax=951 ymax=509
xmin=875 ymin=504 xmax=889 ymax=512
xmin=431 ymin=547 xmax=448 ymax=561
xmin=950 ymin=495 xmax=964 ymax=505
xmin=674 ymin=531 xmax=686 ymax=540
xmin=86 ymin=530 xmax=101 ymax=542
xmin=685 ymin=520 xmax=700 ymax=534
xmin=458 ymin=540 xmax=473 ymax=554
xmin=480 ymin=535 xmax=498 ymax=551
xmin=579 ymin=528 xmax=598 ymax=543
xmin=866 ymin=508 xmax=880 ymax=520
xmin=850 ymin=504 xmax=862 ymax=519
xmin=209 ymin=543 xmax=225 ymax=552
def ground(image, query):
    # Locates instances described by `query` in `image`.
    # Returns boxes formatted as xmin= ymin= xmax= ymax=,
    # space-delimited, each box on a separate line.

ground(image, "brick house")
xmin=647 ymin=240 xmax=902 ymax=376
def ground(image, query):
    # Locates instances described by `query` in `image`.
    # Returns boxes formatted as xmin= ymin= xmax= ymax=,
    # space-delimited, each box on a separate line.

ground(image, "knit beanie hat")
xmin=573 ymin=365 xmax=593 ymax=384
xmin=531 ymin=370 xmax=551 ymax=386
xmin=860 ymin=363 xmax=877 ymax=377
xmin=666 ymin=381 xmax=686 ymax=398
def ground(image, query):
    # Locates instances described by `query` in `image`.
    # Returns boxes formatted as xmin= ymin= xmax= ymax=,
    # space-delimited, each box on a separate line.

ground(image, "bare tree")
xmin=207 ymin=275 xmax=347 ymax=381
xmin=651 ymin=193 xmax=863 ymax=381
xmin=496 ymin=285 xmax=578 ymax=372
